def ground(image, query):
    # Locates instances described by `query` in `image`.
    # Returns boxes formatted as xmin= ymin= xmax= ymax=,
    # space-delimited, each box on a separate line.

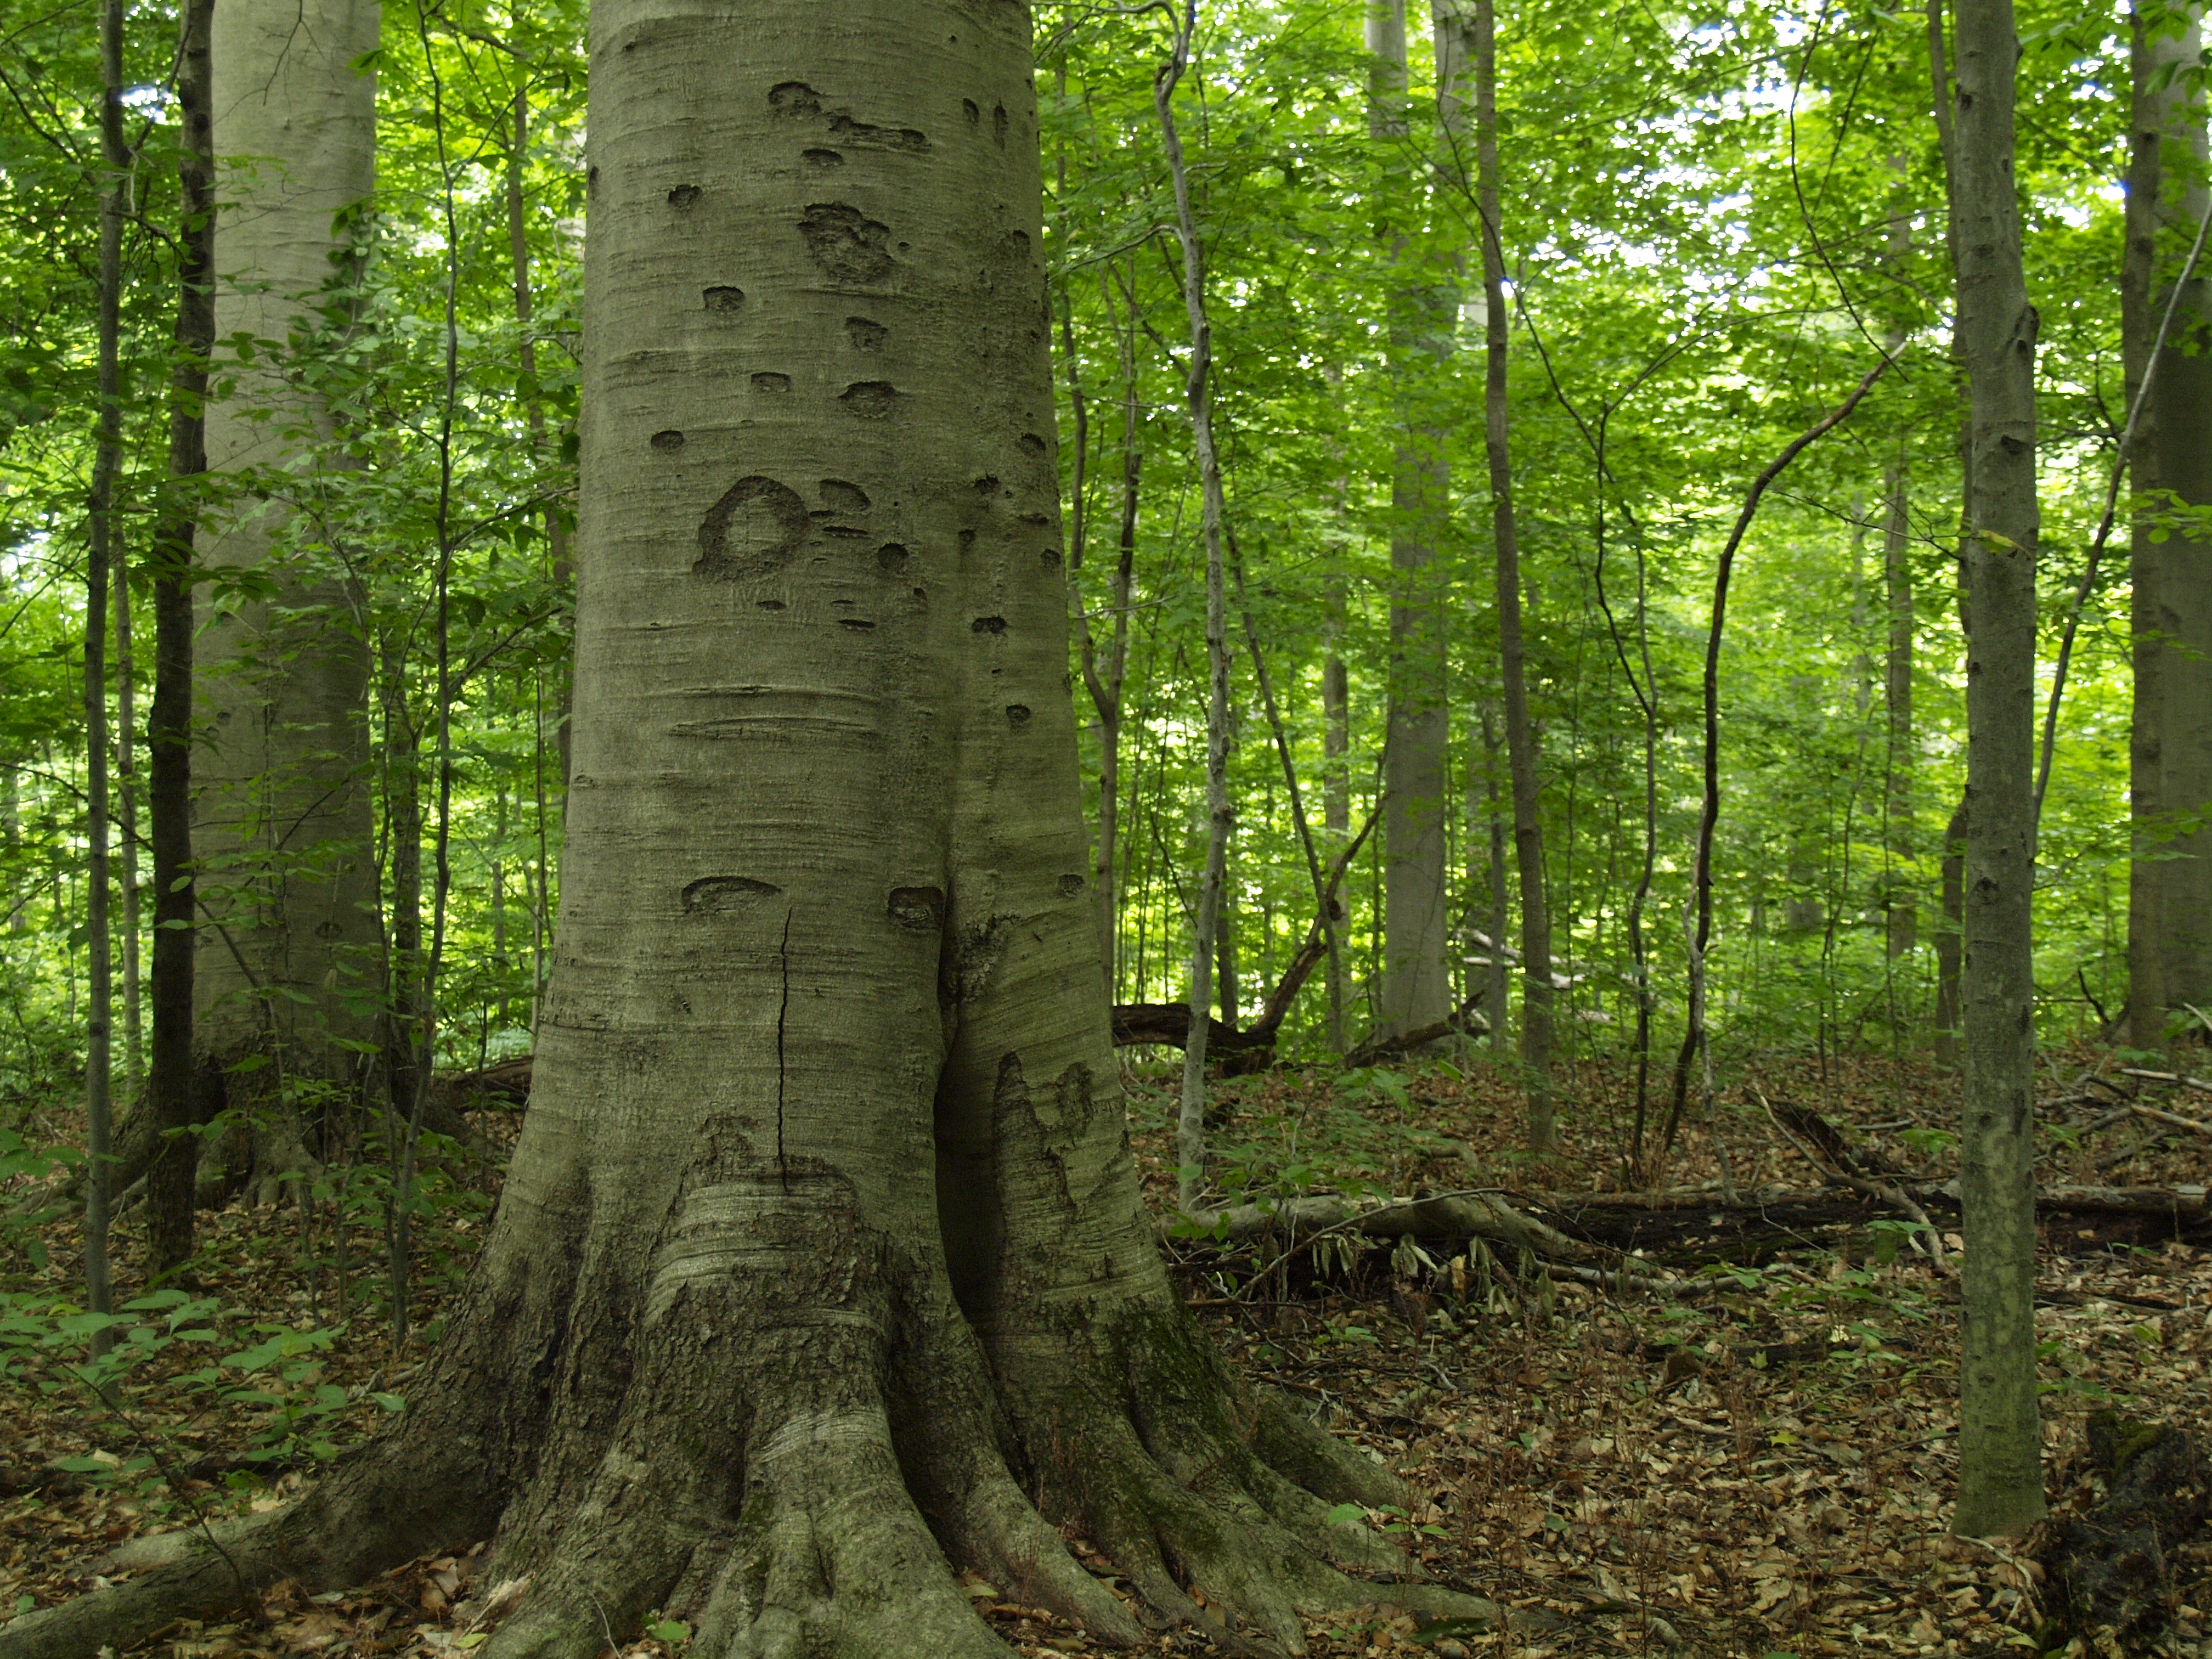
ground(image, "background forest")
xmin=3 ymin=0 xmax=2211 ymax=1655
xmin=0 ymin=0 xmax=2160 ymax=1122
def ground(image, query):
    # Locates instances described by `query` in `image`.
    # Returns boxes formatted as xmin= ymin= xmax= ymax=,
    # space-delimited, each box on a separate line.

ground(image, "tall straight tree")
xmin=1156 ymin=4 xmax=1234 ymax=1210
xmin=0 ymin=7 xmax=1495 ymax=1655
xmin=1370 ymin=0 xmax=1453 ymax=1040
xmin=2125 ymin=0 xmax=2212 ymax=1049
xmin=1949 ymin=0 xmax=2046 ymax=1537
xmin=192 ymin=0 xmax=381 ymax=1190
xmin=1472 ymin=0 xmax=1553 ymax=1147
xmin=143 ymin=0 xmax=215 ymax=1278
xmin=82 ymin=0 xmax=128 ymax=1338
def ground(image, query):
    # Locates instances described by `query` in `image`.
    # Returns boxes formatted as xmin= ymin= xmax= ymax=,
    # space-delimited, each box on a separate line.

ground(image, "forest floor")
xmin=4 ymin=1044 xmax=2211 ymax=1658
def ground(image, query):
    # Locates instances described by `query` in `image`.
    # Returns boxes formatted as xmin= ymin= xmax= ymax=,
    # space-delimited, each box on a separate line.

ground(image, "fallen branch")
xmin=1113 ymin=800 xmax=1382 ymax=1054
xmin=1170 ymin=1188 xmax=1600 ymax=1262
xmin=1757 ymin=1092 xmax=1946 ymax=1266
xmin=2125 ymin=1101 xmax=2212 ymax=1140
xmin=1341 ymin=992 xmax=1490 ymax=1069
xmin=2121 ymin=1066 xmax=2212 ymax=1096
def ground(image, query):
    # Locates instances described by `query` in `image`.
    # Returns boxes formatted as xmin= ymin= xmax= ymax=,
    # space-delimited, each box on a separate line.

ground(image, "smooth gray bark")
xmin=115 ymin=525 xmax=142 ymax=1087
xmin=2126 ymin=2 xmax=2212 ymax=1048
xmin=194 ymin=0 xmax=381 ymax=1161
xmin=1372 ymin=0 xmax=1453 ymax=1040
xmin=0 ymin=12 xmax=1489 ymax=1658
xmin=1883 ymin=444 xmax=1916 ymax=959
xmin=1323 ymin=577 xmax=1351 ymax=1051
xmin=1950 ymin=0 xmax=2046 ymax=1538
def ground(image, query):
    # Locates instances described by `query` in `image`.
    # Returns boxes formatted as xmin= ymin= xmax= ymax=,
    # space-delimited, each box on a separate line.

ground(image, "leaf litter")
xmin=3 ymin=1045 xmax=2210 ymax=1656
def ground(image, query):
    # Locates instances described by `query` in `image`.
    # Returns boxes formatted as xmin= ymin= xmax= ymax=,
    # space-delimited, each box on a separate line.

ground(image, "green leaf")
xmin=1324 ymin=1502 xmax=1365 ymax=1527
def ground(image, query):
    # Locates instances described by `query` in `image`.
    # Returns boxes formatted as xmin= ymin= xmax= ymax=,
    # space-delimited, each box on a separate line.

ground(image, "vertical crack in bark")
xmin=776 ymin=905 xmax=793 ymax=1188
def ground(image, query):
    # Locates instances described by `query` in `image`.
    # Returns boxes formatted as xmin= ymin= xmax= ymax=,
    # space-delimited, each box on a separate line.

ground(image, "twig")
xmin=2125 ymin=1100 xmax=2212 ymax=1139
xmin=1754 ymin=1087 xmax=1947 ymax=1267
xmin=2120 ymin=1066 xmax=2212 ymax=1094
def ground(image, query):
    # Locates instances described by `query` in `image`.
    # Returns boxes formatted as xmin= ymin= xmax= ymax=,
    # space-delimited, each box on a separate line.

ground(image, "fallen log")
xmin=1759 ymin=1094 xmax=1946 ymax=1266
xmin=1111 ymin=1004 xmax=1274 ymax=1053
xmin=1170 ymin=1189 xmax=1607 ymax=1265
xmin=2033 ymin=1183 xmax=2210 ymax=1220
xmin=441 ymin=1054 xmax=533 ymax=1109
xmin=1341 ymin=994 xmax=1489 ymax=1068
xmin=1112 ymin=803 xmax=1380 ymax=1058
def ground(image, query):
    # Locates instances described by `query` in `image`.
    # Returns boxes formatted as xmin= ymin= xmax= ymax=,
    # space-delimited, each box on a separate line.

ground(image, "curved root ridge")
xmin=479 ymin=1403 xmax=1020 ymax=1659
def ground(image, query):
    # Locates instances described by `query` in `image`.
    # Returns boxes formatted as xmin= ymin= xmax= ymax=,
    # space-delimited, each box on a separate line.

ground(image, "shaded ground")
xmin=7 ymin=1046 xmax=2212 ymax=1656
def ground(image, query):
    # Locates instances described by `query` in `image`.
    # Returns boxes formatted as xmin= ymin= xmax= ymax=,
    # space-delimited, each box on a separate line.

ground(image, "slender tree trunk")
xmin=194 ymin=0 xmax=381 ymax=1197
xmin=1950 ymin=0 xmax=2046 ymax=1538
xmin=1158 ymin=12 xmax=1233 ymax=1212
xmin=0 ymin=12 xmax=1465 ymax=1654
xmin=1475 ymin=0 xmax=1552 ymax=1147
xmin=83 ymin=0 xmax=127 ymax=1339
xmin=144 ymin=0 xmax=213 ymax=1279
xmin=1062 ymin=263 xmax=1139 ymax=994
xmin=1936 ymin=797 xmax=1967 ymax=1065
xmin=1095 ymin=350 xmax=1139 ymax=992
xmin=1884 ymin=442 xmax=1916 ymax=958
xmin=2126 ymin=1 xmax=2212 ymax=1051
xmin=1372 ymin=0 xmax=1453 ymax=1040
xmin=1477 ymin=709 xmax=1511 ymax=1051
xmin=115 ymin=520 xmax=143 ymax=1089
xmin=2 ymin=767 xmax=20 ymax=933
xmin=1323 ymin=583 xmax=1351 ymax=1052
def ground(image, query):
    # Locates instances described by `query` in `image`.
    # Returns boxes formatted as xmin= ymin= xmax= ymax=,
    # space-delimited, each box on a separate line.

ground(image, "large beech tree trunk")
xmin=191 ymin=0 xmax=381 ymax=1189
xmin=2125 ymin=1 xmax=2212 ymax=1049
xmin=1950 ymin=0 xmax=2046 ymax=1538
xmin=0 ymin=9 xmax=1489 ymax=1658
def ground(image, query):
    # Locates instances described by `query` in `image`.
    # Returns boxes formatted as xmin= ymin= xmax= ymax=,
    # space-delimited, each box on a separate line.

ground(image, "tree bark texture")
xmin=1936 ymin=796 xmax=1966 ymax=1068
xmin=193 ymin=0 xmax=381 ymax=1166
xmin=0 ymin=9 xmax=1488 ymax=1655
xmin=143 ymin=0 xmax=213 ymax=1278
xmin=1372 ymin=0 xmax=1453 ymax=1040
xmin=1950 ymin=0 xmax=2046 ymax=1537
xmin=2125 ymin=1 xmax=2212 ymax=1048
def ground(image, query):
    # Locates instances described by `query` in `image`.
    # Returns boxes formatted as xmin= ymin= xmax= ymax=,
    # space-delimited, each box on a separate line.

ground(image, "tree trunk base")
xmin=2 ymin=1183 xmax=1496 ymax=1659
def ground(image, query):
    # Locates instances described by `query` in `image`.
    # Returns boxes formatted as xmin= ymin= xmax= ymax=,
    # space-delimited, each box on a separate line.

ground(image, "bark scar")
xmin=777 ymin=906 xmax=793 ymax=1188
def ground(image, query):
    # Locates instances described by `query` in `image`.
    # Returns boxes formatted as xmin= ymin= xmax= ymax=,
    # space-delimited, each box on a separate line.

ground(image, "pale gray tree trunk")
xmin=194 ymin=0 xmax=381 ymax=1194
xmin=1323 ymin=594 xmax=1351 ymax=1053
xmin=1 ymin=767 xmax=19 ymax=933
xmin=115 ymin=533 xmax=143 ymax=1087
xmin=1067 ymin=274 xmax=1141 ymax=992
xmin=1950 ymin=0 xmax=2046 ymax=1538
xmin=1474 ymin=0 xmax=1553 ymax=1147
xmin=1157 ymin=10 xmax=1233 ymax=1212
xmin=1883 ymin=443 xmax=1916 ymax=958
xmin=1372 ymin=0 xmax=1453 ymax=1040
xmin=2126 ymin=2 xmax=2212 ymax=1049
xmin=0 ymin=9 xmax=1494 ymax=1657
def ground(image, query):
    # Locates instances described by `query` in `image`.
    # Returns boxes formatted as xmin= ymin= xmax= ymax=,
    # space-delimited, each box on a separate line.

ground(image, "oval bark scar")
xmin=696 ymin=476 xmax=810 ymax=581
xmin=682 ymin=875 xmax=783 ymax=913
